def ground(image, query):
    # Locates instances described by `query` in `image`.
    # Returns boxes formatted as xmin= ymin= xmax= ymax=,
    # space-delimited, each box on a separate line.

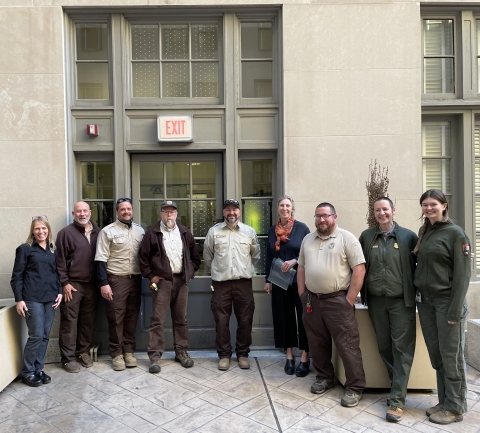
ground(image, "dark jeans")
xmin=417 ymin=297 xmax=468 ymax=414
xmin=148 ymin=276 xmax=189 ymax=361
xmin=59 ymin=282 xmax=99 ymax=363
xmin=367 ymin=295 xmax=416 ymax=409
xmin=211 ymin=278 xmax=255 ymax=359
xmin=271 ymin=283 xmax=309 ymax=351
xmin=104 ymin=274 xmax=142 ymax=358
xmin=302 ymin=290 xmax=366 ymax=394
xmin=22 ymin=300 xmax=56 ymax=377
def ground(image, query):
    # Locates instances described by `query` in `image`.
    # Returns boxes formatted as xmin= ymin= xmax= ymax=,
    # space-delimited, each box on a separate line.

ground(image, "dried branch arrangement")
xmin=366 ymin=160 xmax=390 ymax=228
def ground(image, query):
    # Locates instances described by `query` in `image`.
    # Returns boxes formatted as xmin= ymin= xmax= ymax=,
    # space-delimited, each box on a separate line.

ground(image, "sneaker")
xmin=218 ymin=358 xmax=230 ymax=371
xmin=112 ymin=355 xmax=126 ymax=371
xmin=175 ymin=351 xmax=194 ymax=368
xmin=386 ymin=406 xmax=403 ymax=423
xmin=310 ymin=379 xmax=335 ymax=395
xmin=77 ymin=352 xmax=93 ymax=368
xmin=123 ymin=352 xmax=137 ymax=368
xmin=341 ymin=391 xmax=362 ymax=407
xmin=426 ymin=403 xmax=443 ymax=417
xmin=63 ymin=360 xmax=81 ymax=373
xmin=149 ymin=360 xmax=161 ymax=374
xmin=238 ymin=356 xmax=250 ymax=369
xmin=429 ymin=410 xmax=463 ymax=425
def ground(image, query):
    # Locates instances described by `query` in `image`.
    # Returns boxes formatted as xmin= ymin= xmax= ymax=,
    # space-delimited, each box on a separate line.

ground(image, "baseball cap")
xmin=161 ymin=200 xmax=178 ymax=210
xmin=223 ymin=199 xmax=240 ymax=210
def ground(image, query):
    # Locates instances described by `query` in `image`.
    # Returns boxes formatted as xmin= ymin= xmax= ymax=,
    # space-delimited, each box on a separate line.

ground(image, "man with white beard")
xmin=138 ymin=201 xmax=200 ymax=374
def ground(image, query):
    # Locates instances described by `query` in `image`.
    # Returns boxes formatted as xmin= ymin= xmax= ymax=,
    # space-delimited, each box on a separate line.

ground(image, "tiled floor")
xmin=1 ymin=351 xmax=480 ymax=433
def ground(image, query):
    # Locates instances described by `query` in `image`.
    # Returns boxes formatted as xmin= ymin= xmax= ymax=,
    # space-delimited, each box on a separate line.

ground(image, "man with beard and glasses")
xmin=138 ymin=201 xmax=201 ymax=374
xmin=204 ymin=199 xmax=260 ymax=371
xmin=56 ymin=201 xmax=101 ymax=373
xmin=95 ymin=198 xmax=144 ymax=371
xmin=297 ymin=202 xmax=366 ymax=408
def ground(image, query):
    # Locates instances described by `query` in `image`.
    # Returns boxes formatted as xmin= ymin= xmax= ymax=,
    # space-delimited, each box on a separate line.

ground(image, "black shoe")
xmin=284 ymin=358 xmax=295 ymax=375
xmin=36 ymin=371 xmax=51 ymax=384
xmin=22 ymin=373 xmax=42 ymax=387
xmin=295 ymin=360 xmax=310 ymax=377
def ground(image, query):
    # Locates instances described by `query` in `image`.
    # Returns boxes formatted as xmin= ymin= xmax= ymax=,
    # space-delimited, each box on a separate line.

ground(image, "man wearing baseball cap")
xmin=138 ymin=200 xmax=200 ymax=374
xmin=204 ymin=199 xmax=261 ymax=371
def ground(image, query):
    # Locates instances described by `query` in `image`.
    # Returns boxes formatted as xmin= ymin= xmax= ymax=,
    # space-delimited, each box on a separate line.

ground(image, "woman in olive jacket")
xmin=414 ymin=189 xmax=471 ymax=425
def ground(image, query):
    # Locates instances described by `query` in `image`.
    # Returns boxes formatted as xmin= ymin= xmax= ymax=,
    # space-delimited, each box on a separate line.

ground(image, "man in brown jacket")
xmin=56 ymin=201 xmax=101 ymax=373
xmin=138 ymin=201 xmax=201 ymax=374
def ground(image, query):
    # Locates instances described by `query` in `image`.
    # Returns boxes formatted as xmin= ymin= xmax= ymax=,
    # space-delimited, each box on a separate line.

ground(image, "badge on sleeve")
xmin=394 ymin=243 xmax=399 ymax=249
xmin=462 ymin=244 xmax=470 ymax=256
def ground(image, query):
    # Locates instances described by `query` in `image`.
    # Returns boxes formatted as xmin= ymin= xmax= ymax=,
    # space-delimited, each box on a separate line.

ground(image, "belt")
xmin=107 ymin=273 xmax=140 ymax=279
xmin=173 ymin=273 xmax=182 ymax=277
xmin=308 ymin=289 xmax=347 ymax=299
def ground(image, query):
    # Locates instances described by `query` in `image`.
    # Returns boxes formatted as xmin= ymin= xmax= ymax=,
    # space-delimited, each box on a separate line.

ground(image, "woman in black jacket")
xmin=10 ymin=216 xmax=62 ymax=387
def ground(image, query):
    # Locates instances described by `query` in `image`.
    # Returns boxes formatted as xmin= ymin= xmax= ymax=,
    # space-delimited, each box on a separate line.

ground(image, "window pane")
xmin=192 ymin=200 xmax=216 ymax=237
xmin=424 ymin=58 xmax=454 ymax=93
xmin=76 ymin=23 xmax=109 ymax=61
xmin=475 ymin=125 xmax=480 ymax=157
xmin=192 ymin=161 xmax=216 ymax=197
xmin=241 ymin=160 xmax=272 ymax=197
xmin=192 ymin=62 xmax=218 ymax=97
xmin=140 ymin=162 xmax=164 ymax=199
xmin=132 ymin=25 xmax=159 ymax=60
xmin=132 ymin=63 xmax=159 ymax=97
xmin=176 ymin=201 xmax=190 ymax=228
xmin=242 ymin=62 xmax=272 ymax=98
xmin=162 ymin=25 xmax=188 ymax=60
xmin=476 ymin=200 xmax=480 ymax=269
xmin=242 ymin=199 xmax=272 ymax=235
xmin=166 ymin=161 xmax=190 ymax=197
xmin=81 ymin=162 xmax=114 ymax=199
xmin=241 ymin=22 xmax=273 ymax=59
xmin=423 ymin=159 xmax=451 ymax=193
xmin=88 ymin=201 xmax=114 ymax=229
xmin=192 ymin=25 xmax=218 ymax=59
xmin=254 ymin=238 xmax=268 ymax=275
xmin=77 ymin=63 xmax=109 ymax=99
xmin=195 ymin=240 xmax=209 ymax=276
xmin=140 ymin=200 xmax=162 ymax=229
xmin=475 ymin=161 xmax=480 ymax=195
xmin=422 ymin=122 xmax=451 ymax=156
xmin=423 ymin=20 xmax=453 ymax=56
xmin=162 ymin=63 xmax=189 ymax=97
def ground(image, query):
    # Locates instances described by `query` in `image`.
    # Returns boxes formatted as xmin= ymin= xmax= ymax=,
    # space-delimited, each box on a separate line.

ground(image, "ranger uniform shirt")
xmin=95 ymin=220 xmax=144 ymax=276
xmin=204 ymin=221 xmax=260 ymax=281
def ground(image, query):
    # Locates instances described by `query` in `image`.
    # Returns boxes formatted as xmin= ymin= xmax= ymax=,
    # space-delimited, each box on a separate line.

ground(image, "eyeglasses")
xmin=224 ymin=199 xmax=240 ymax=206
xmin=161 ymin=210 xmax=177 ymax=215
xmin=32 ymin=215 xmax=48 ymax=221
xmin=116 ymin=198 xmax=132 ymax=204
xmin=314 ymin=214 xmax=335 ymax=220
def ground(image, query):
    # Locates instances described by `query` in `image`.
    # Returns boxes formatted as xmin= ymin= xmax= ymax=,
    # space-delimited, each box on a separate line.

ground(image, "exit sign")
xmin=157 ymin=115 xmax=193 ymax=143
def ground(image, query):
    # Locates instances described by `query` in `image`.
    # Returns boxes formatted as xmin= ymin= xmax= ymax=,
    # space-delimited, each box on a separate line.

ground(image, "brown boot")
xmin=429 ymin=410 xmax=463 ymax=425
xmin=386 ymin=407 xmax=403 ymax=423
xmin=238 ymin=356 xmax=250 ymax=369
xmin=123 ymin=352 xmax=137 ymax=368
xmin=218 ymin=358 xmax=230 ymax=371
xmin=175 ymin=351 xmax=194 ymax=368
xmin=112 ymin=355 xmax=126 ymax=371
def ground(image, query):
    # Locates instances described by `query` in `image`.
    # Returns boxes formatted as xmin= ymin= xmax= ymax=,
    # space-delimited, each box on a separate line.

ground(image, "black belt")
xmin=173 ymin=273 xmax=182 ymax=277
xmin=308 ymin=289 xmax=347 ymax=299
xmin=107 ymin=273 xmax=140 ymax=279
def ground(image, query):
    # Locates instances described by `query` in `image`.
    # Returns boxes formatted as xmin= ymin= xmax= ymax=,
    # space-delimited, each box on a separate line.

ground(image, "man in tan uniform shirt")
xmin=297 ymin=202 xmax=366 ymax=407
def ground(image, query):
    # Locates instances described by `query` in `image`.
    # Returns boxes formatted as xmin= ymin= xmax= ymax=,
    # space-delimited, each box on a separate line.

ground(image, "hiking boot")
xmin=386 ymin=406 xmax=403 ymax=423
xmin=238 ymin=356 xmax=250 ymax=369
xmin=310 ymin=379 xmax=335 ymax=395
xmin=112 ymin=355 xmax=126 ymax=371
xmin=341 ymin=391 xmax=362 ymax=407
xmin=426 ymin=403 xmax=443 ymax=417
xmin=77 ymin=352 xmax=93 ymax=368
xmin=218 ymin=358 xmax=230 ymax=371
xmin=123 ymin=352 xmax=137 ymax=368
xmin=175 ymin=351 xmax=194 ymax=368
xmin=149 ymin=360 xmax=161 ymax=374
xmin=429 ymin=410 xmax=463 ymax=425
xmin=63 ymin=360 xmax=81 ymax=373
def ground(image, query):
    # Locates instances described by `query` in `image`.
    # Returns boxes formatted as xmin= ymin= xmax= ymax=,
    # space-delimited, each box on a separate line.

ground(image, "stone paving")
xmin=1 ymin=350 xmax=480 ymax=433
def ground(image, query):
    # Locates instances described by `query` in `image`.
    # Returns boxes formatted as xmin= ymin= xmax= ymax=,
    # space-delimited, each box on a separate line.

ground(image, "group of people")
xmin=10 ymin=189 xmax=470 ymax=426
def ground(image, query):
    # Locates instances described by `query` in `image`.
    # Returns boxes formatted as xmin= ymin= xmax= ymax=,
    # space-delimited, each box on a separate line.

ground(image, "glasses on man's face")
xmin=314 ymin=214 xmax=335 ymax=220
xmin=116 ymin=198 xmax=132 ymax=204
xmin=161 ymin=210 xmax=177 ymax=216
xmin=32 ymin=215 xmax=48 ymax=221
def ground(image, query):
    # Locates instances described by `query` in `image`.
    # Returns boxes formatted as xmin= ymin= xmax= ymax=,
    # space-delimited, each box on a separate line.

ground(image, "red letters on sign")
xmin=165 ymin=119 xmax=186 ymax=136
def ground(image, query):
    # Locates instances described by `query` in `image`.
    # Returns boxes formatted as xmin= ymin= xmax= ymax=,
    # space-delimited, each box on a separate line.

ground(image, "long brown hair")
xmin=413 ymin=189 xmax=449 ymax=254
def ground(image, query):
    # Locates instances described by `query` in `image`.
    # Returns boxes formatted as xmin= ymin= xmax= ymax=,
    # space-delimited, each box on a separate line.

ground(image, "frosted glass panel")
xmin=192 ymin=62 xmax=218 ymax=97
xmin=76 ymin=24 xmax=109 ymax=61
xmin=192 ymin=200 xmax=216 ymax=237
xmin=162 ymin=63 xmax=189 ymax=97
xmin=132 ymin=63 xmax=159 ymax=97
xmin=241 ymin=22 xmax=273 ymax=59
xmin=162 ymin=25 xmax=188 ymax=60
xmin=132 ymin=25 xmax=159 ymax=60
xmin=192 ymin=25 xmax=218 ymax=59
xmin=254 ymin=238 xmax=268 ymax=276
xmin=77 ymin=63 xmax=109 ymax=99
xmin=242 ymin=199 xmax=272 ymax=235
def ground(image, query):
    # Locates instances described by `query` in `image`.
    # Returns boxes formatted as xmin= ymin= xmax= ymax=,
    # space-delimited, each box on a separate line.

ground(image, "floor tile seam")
xmin=115 ymin=397 xmax=182 ymax=423
xmin=255 ymin=357 xmax=283 ymax=432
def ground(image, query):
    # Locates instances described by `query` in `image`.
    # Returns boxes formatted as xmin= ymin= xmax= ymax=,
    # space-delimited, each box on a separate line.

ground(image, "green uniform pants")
xmin=367 ymin=295 xmax=416 ymax=409
xmin=417 ymin=297 xmax=468 ymax=414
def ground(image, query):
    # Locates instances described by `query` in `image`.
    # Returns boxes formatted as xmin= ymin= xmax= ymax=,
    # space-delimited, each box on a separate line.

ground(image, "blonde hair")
xmin=277 ymin=195 xmax=295 ymax=218
xmin=26 ymin=216 xmax=56 ymax=253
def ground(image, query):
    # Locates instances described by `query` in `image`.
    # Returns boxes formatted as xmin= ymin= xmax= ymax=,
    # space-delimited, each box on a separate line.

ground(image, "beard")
xmin=316 ymin=223 xmax=334 ymax=235
xmin=225 ymin=215 xmax=238 ymax=224
xmin=165 ymin=219 xmax=176 ymax=229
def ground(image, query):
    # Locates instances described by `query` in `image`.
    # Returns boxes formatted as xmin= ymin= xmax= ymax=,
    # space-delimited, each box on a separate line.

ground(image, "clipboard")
xmin=267 ymin=258 xmax=296 ymax=290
